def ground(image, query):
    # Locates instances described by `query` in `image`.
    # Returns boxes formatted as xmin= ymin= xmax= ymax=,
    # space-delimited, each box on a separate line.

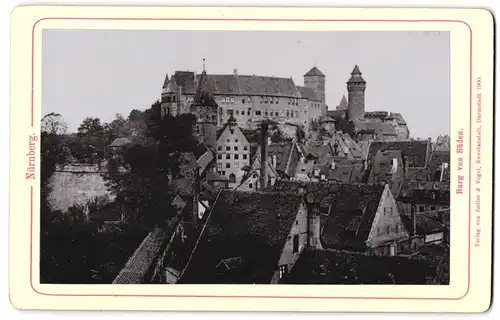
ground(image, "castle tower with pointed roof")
xmin=304 ymin=66 xmax=326 ymax=111
xmin=347 ymin=65 xmax=367 ymax=122
xmin=191 ymin=65 xmax=219 ymax=150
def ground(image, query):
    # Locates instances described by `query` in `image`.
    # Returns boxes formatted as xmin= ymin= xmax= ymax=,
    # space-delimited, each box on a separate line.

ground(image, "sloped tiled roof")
xmin=170 ymin=153 xmax=198 ymax=197
xmin=367 ymin=140 xmax=430 ymax=168
xmin=268 ymin=181 xmax=385 ymax=250
xmin=267 ymin=142 xmax=299 ymax=177
xmin=355 ymin=121 xmax=398 ymax=136
xmin=398 ymin=181 xmax=450 ymax=203
xmin=112 ymin=229 xmax=167 ymax=284
xmin=297 ymin=86 xmax=321 ymax=101
xmin=165 ymin=70 xmax=307 ymax=98
xmin=368 ymin=150 xmax=404 ymax=183
xmin=179 ymin=191 xmax=303 ymax=283
xmin=108 ymin=137 xmax=132 ymax=148
xmin=304 ymin=66 xmax=325 ymax=77
xmin=282 ymin=248 xmax=441 ymax=284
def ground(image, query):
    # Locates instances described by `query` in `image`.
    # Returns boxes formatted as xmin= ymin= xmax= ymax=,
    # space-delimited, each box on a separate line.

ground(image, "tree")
xmin=41 ymin=113 xmax=68 ymax=135
xmin=103 ymin=102 xmax=201 ymax=229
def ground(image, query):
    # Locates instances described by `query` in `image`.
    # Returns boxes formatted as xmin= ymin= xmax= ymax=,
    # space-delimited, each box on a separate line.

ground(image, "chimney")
xmin=330 ymin=161 xmax=335 ymax=170
xmin=391 ymin=158 xmax=398 ymax=174
xmin=272 ymin=155 xmax=277 ymax=169
xmin=412 ymin=210 xmax=417 ymax=237
xmin=260 ymin=123 xmax=269 ymax=191
xmin=233 ymin=69 xmax=238 ymax=78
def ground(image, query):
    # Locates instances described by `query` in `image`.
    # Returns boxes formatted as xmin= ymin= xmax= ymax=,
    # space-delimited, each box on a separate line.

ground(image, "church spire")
xmin=162 ymin=73 xmax=169 ymax=88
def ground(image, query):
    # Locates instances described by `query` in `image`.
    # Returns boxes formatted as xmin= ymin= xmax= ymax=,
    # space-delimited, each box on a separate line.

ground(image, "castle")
xmin=160 ymin=63 xmax=411 ymax=153
xmin=160 ymin=62 xmax=326 ymax=131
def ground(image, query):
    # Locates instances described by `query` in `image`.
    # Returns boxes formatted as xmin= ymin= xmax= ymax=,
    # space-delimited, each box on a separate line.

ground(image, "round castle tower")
xmin=347 ymin=65 xmax=366 ymax=122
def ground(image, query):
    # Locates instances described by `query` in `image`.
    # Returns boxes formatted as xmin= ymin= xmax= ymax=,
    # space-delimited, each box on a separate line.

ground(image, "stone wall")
xmin=47 ymin=164 xmax=113 ymax=213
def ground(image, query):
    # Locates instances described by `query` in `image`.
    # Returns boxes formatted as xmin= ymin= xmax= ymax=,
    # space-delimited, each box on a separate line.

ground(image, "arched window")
xmin=229 ymin=173 xmax=236 ymax=183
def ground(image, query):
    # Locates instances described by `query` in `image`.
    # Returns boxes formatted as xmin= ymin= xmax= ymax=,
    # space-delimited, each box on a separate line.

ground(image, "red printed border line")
xmin=29 ymin=17 xmax=473 ymax=301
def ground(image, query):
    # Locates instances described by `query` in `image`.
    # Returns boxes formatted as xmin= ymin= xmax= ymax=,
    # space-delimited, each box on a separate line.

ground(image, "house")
xmin=105 ymin=137 xmax=132 ymax=159
xmin=238 ymin=149 xmax=278 ymax=191
xmin=269 ymin=180 xmax=410 ymax=256
xmin=397 ymin=181 xmax=450 ymax=215
xmin=267 ymin=141 xmax=302 ymax=179
xmin=281 ymin=248 xmax=445 ymax=284
xmin=215 ymin=115 xmax=251 ymax=187
xmin=178 ymin=190 xmax=322 ymax=284
xmin=205 ymin=170 xmax=229 ymax=190
xmin=400 ymin=210 xmax=449 ymax=250
xmin=367 ymin=149 xmax=406 ymax=196
xmin=366 ymin=139 xmax=432 ymax=170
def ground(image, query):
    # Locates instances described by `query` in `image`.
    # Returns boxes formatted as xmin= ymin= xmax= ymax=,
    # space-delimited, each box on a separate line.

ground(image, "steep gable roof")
xmin=267 ymin=141 xmax=300 ymax=177
xmin=268 ymin=180 xmax=385 ymax=250
xmin=179 ymin=191 xmax=303 ymax=283
xmin=304 ymin=66 xmax=325 ymax=77
xmin=170 ymin=152 xmax=198 ymax=197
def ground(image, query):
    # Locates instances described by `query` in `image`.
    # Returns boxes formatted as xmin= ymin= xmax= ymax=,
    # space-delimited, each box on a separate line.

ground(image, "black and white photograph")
xmin=40 ymin=30 xmax=451 ymax=285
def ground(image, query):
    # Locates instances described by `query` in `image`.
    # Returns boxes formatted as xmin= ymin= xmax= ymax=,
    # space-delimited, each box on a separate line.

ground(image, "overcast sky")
xmin=42 ymin=30 xmax=449 ymax=139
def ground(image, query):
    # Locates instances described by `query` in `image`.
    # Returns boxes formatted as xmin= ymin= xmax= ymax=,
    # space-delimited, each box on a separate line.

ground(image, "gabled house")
xmin=215 ymin=115 xmax=251 ymax=187
xmin=367 ymin=149 xmax=406 ymax=196
xmin=269 ymin=180 xmax=410 ymax=256
xmin=178 ymin=190 xmax=322 ymax=284
xmin=267 ymin=141 xmax=302 ymax=179
xmin=238 ymin=149 xmax=278 ymax=191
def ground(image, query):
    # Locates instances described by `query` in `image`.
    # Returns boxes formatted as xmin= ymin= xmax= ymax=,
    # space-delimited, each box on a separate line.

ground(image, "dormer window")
xmin=279 ymin=265 xmax=288 ymax=279
xmin=260 ymin=96 xmax=264 ymax=103
xmin=221 ymin=97 xmax=226 ymax=103
xmin=274 ymin=97 xmax=279 ymax=103
xmin=230 ymin=97 xmax=235 ymax=103
xmin=264 ymin=97 xmax=268 ymax=104
xmin=270 ymin=97 xmax=274 ymax=104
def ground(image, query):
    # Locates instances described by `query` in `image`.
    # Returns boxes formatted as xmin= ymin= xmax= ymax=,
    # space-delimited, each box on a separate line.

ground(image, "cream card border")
xmin=9 ymin=6 xmax=494 ymax=312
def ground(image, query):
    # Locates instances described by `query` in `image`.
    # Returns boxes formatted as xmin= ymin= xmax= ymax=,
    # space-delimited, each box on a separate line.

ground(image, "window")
xmin=275 ymin=112 xmax=279 ymax=117
xmin=227 ymin=109 xmax=233 ymax=116
xmin=226 ymin=163 xmax=230 ymax=168
xmin=386 ymin=226 xmax=390 ymax=234
xmin=226 ymin=154 xmax=231 ymax=160
xmin=247 ymin=97 xmax=251 ymax=103
xmin=226 ymin=146 xmax=230 ymax=151
xmin=288 ymin=98 xmax=291 ymax=105
xmin=260 ymin=96 xmax=264 ymax=103
xmin=234 ymin=154 xmax=239 ymax=160
xmin=396 ymin=224 xmax=399 ymax=233
xmin=230 ymin=129 xmax=235 ymax=134
xmin=274 ymin=97 xmax=278 ymax=103
xmin=256 ymin=110 xmax=262 ymax=115
xmin=221 ymin=97 xmax=226 ymax=103
xmin=431 ymin=192 xmax=436 ymax=200
xmin=217 ymin=163 xmax=222 ymax=168
xmin=286 ymin=111 xmax=290 ymax=117
xmin=218 ymin=154 xmax=222 ymax=160
xmin=230 ymin=97 xmax=235 ymax=103
xmin=293 ymin=235 xmax=299 ymax=254
xmin=229 ymin=173 xmax=236 ymax=183
xmin=430 ymin=206 xmax=436 ymax=211
xmin=235 ymin=110 xmax=239 ymax=115
xmin=279 ymin=265 xmax=288 ymax=279
xmin=247 ymin=108 xmax=251 ymax=116
xmin=243 ymin=154 xmax=247 ymax=160
xmin=419 ymin=205 xmax=425 ymax=212
xmin=242 ymin=98 xmax=245 ymax=104
xmin=264 ymin=97 xmax=268 ymax=104
xmin=265 ymin=111 xmax=268 ymax=116
xmin=235 ymin=139 xmax=239 ymax=143
xmin=221 ymin=171 xmax=226 ymax=175
xmin=384 ymin=207 xmax=393 ymax=216
xmin=270 ymin=98 xmax=274 ymax=104
xmin=234 ymin=146 xmax=239 ymax=151
xmin=244 ymin=146 xmax=248 ymax=151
